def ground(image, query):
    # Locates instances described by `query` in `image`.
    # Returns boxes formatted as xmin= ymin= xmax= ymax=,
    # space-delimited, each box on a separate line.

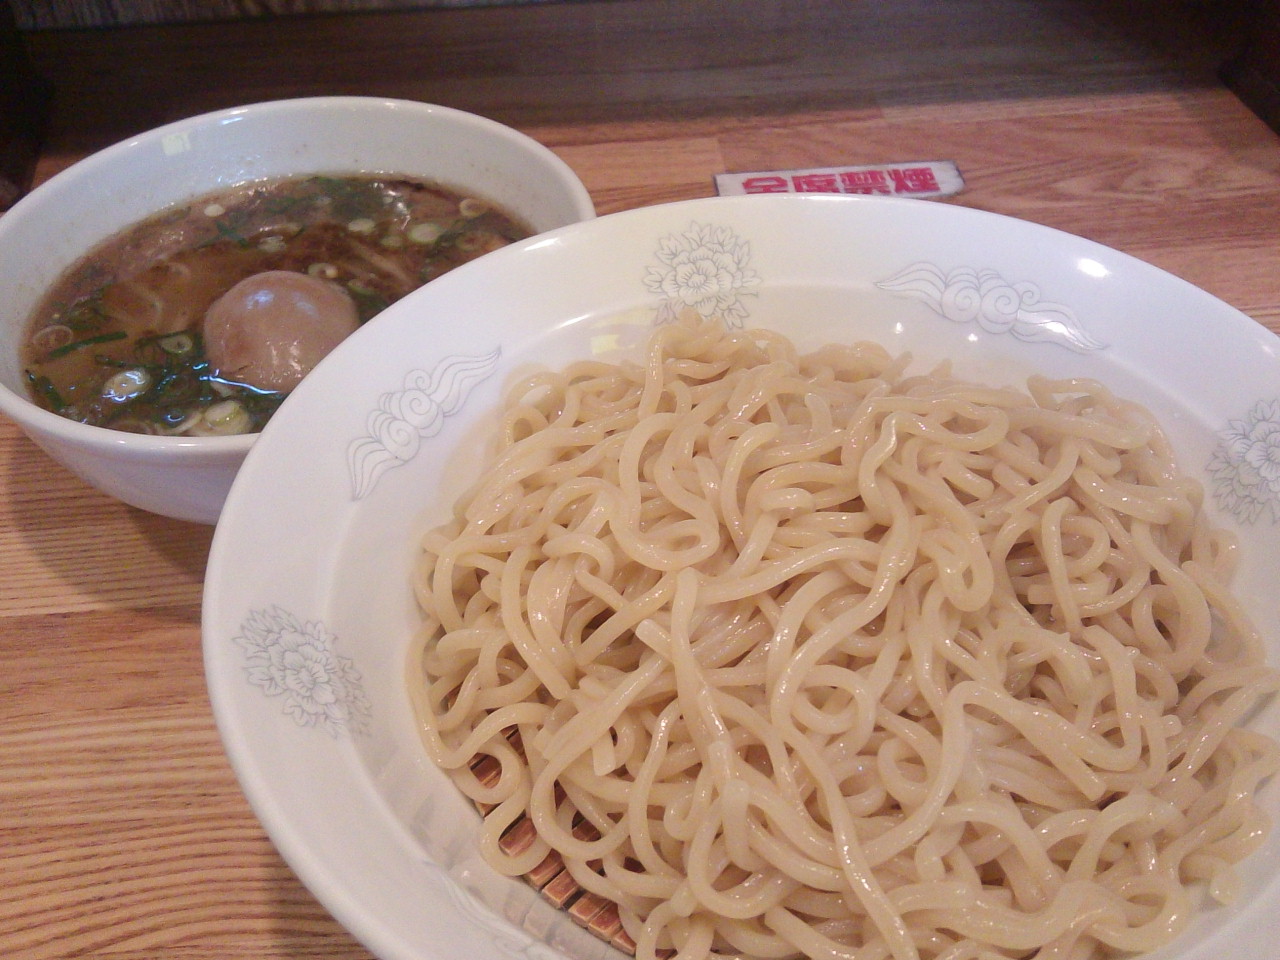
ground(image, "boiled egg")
xmin=204 ymin=270 xmax=359 ymax=393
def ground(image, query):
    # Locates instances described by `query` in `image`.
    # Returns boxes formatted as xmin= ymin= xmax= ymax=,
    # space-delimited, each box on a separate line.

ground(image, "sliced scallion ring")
xmin=102 ymin=368 xmax=152 ymax=403
xmin=190 ymin=399 xmax=253 ymax=436
xmin=157 ymin=332 xmax=195 ymax=356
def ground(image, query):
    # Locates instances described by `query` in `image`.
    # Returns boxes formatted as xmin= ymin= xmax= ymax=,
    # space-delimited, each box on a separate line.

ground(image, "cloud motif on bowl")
xmin=348 ymin=348 xmax=502 ymax=499
xmin=235 ymin=606 xmax=371 ymax=737
xmin=1208 ymin=399 xmax=1280 ymax=524
xmin=644 ymin=221 xmax=760 ymax=326
xmin=876 ymin=263 xmax=1107 ymax=352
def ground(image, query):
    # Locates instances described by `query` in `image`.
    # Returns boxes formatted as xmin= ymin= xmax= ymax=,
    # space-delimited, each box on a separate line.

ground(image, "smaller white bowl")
xmin=0 ymin=96 xmax=595 ymax=524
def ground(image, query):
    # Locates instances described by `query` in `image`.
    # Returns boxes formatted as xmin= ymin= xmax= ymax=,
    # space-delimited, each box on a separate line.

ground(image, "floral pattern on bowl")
xmin=1208 ymin=399 xmax=1280 ymax=524
xmin=235 ymin=606 xmax=371 ymax=737
xmin=644 ymin=221 xmax=759 ymax=326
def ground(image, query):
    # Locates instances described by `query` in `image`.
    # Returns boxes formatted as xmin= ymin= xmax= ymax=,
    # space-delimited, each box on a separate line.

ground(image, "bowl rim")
xmin=0 ymin=95 xmax=596 ymax=458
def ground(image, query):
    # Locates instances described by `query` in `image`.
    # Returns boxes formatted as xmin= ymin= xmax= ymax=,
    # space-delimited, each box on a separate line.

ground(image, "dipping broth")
xmin=21 ymin=174 xmax=532 ymax=435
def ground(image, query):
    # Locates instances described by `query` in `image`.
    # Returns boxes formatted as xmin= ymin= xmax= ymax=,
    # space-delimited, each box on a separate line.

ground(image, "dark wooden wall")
xmin=7 ymin=0 xmax=566 ymax=31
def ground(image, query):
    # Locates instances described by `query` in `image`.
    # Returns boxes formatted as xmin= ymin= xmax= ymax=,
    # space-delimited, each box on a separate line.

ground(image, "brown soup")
xmin=22 ymin=174 xmax=531 ymax=435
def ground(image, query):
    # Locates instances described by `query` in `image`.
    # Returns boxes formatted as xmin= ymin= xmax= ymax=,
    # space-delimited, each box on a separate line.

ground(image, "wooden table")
xmin=4 ymin=2 xmax=1280 ymax=957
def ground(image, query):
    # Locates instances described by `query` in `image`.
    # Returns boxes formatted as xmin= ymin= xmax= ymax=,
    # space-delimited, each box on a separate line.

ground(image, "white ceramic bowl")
xmin=204 ymin=194 xmax=1280 ymax=960
xmin=0 ymin=96 xmax=595 ymax=524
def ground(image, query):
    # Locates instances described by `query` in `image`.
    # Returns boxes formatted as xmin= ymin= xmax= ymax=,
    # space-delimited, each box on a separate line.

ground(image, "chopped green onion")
xmin=30 ymin=323 xmax=73 ymax=352
xmin=157 ymin=332 xmax=195 ymax=356
xmin=47 ymin=330 xmax=128 ymax=358
xmin=211 ymin=217 xmax=251 ymax=248
xmin=190 ymin=399 xmax=253 ymax=436
xmin=308 ymin=262 xmax=340 ymax=279
xmin=63 ymin=297 xmax=110 ymax=332
xmin=346 ymin=280 xmax=390 ymax=320
xmin=25 ymin=370 xmax=65 ymax=412
xmin=407 ymin=222 xmax=443 ymax=245
xmin=102 ymin=368 xmax=152 ymax=402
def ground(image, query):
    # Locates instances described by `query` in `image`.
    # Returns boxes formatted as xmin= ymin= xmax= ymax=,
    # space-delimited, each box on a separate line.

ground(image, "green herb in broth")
xmin=62 ymin=293 xmax=110 ymax=333
xmin=306 ymin=175 xmax=400 ymax=222
xmin=27 ymin=325 xmax=284 ymax=434
xmin=22 ymin=174 xmax=531 ymax=435
xmin=47 ymin=330 xmax=128 ymax=358
xmin=24 ymin=371 xmax=65 ymax=413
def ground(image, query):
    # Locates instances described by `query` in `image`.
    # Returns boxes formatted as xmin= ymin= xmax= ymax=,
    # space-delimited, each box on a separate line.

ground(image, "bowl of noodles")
xmin=203 ymin=193 xmax=1280 ymax=960
xmin=0 ymin=96 xmax=594 ymax=524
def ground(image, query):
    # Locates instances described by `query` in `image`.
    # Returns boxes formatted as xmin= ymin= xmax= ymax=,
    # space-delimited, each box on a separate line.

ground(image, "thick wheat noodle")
xmin=408 ymin=316 xmax=1280 ymax=960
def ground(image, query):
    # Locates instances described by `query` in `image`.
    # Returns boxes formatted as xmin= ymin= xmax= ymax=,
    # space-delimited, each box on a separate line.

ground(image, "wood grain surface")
xmin=3 ymin=1 xmax=1280 ymax=957
xmin=7 ymin=0 xmax=565 ymax=31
